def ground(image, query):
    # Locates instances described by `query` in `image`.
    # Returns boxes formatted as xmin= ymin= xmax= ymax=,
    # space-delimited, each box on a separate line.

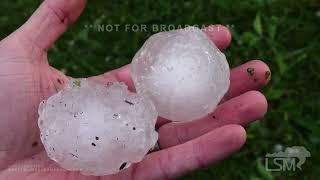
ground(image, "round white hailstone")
xmin=131 ymin=26 xmax=230 ymax=122
xmin=38 ymin=79 xmax=158 ymax=176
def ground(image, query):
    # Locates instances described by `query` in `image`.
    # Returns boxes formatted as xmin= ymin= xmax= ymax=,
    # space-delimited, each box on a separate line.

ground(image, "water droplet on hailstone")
xmin=131 ymin=27 xmax=230 ymax=121
xmin=38 ymin=79 xmax=158 ymax=176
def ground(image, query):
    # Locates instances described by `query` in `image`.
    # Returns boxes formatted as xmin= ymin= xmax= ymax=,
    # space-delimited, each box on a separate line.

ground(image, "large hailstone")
xmin=38 ymin=79 xmax=158 ymax=176
xmin=131 ymin=27 xmax=230 ymax=121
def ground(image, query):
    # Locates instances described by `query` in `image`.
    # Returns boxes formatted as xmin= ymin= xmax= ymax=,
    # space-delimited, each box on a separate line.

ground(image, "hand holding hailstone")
xmin=38 ymin=27 xmax=230 ymax=175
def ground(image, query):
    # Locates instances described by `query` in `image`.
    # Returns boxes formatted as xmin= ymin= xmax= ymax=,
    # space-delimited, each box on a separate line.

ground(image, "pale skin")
xmin=0 ymin=0 xmax=271 ymax=179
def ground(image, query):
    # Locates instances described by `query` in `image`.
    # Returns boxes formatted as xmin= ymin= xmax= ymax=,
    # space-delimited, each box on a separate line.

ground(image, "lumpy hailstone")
xmin=38 ymin=79 xmax=158 ymax=176
xmin=131 ymin=27 xmax=230 ymax=121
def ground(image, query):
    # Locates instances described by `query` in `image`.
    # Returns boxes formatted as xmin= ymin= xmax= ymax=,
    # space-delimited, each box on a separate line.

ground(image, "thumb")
xmin=16 ymin=0 xmax=87 ymax=52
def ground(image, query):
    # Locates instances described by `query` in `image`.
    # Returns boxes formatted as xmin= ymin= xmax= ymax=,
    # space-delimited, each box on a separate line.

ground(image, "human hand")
xmin=0 ymin=0 xmax=270 ymax=179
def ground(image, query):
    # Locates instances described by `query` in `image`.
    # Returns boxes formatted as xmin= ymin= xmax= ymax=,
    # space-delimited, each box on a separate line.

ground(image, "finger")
xmin=88 ymin=65 xmax=136 ymax=91
xmin=99 ymin=59 xmax=270 ymax=101
xmin=16 ymin=0 xmax=87 ymax=51
xmin=130 ymin=125 xmax=246 ymax=180
xmin=222 ymin=60 xmax=271 ymax=102
xmin=93 ymin=60 xmax=270 ymax=128
xmin=158 ymin=91 xmax=267 ymax=148
xmin=203 ymin=24 xmax=232 ymax=50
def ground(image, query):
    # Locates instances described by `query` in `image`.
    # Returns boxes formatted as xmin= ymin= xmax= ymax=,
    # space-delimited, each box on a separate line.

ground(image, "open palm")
xmin=0 ymin=0 xmax=271 ymax=179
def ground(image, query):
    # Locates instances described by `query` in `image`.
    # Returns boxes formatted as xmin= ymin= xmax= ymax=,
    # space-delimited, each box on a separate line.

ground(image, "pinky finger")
xmin=131 ymin=125 xmax=246 ymax=180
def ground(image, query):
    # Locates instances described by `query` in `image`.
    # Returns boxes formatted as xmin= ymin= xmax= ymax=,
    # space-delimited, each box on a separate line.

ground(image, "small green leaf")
xmin=254 ymin=13 xmax=263 ymax=36
xmin=73 ymin=79 xmax=81 ymax=87
xmin=268 ymin=16 xmax=278 ymax=40
xmin=274 ymin=53 xmax=287 ymax=75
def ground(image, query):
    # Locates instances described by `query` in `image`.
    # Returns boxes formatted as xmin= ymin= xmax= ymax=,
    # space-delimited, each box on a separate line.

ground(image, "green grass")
xmin=1 ymin=0 xmax=319 ymax=179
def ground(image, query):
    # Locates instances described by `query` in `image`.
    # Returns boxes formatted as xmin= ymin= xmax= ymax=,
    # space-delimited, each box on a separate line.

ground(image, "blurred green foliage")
xmin=0 ymin=0 xmax=319 ymax=179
